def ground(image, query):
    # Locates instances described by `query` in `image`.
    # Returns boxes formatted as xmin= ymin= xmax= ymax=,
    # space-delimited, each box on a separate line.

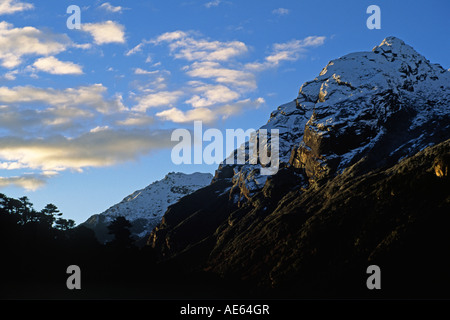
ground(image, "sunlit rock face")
xmin=147 ymin=38 xmax=450 ymax=297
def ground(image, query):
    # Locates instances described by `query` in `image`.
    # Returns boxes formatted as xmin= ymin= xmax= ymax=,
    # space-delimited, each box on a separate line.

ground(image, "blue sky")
xmin=0 ymin=0 xmax=449 ymax=224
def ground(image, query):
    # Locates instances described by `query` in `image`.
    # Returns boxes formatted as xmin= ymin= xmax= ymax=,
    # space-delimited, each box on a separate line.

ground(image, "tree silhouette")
xmin=54 ymin=217 xmax=76 ymax=231
xmin=0 ymin=194 xmax=77 ymax=237
xmin=107 ymin=216 xmax=134 ymax=248
xmin=39 ymin=203 xmax=62 ymax=229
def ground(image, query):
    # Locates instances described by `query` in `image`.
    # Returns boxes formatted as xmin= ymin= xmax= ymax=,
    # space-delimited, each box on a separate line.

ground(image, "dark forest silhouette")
xmin=0 ymin=193 xmax=237 ymax=299
xmin=106 ymin=216 xmax=135 ymax=249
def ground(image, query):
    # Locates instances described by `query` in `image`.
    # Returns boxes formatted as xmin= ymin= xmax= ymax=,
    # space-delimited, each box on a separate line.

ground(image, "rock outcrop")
xmin=147 ymin=37 xmax=450 ymax=298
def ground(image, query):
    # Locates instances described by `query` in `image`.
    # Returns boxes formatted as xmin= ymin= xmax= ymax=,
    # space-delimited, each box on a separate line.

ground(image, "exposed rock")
xmin=147 ymin=37 xmax=450 ymax=298
xmin=213 ymin=36 xmax=450 ymax=195
xmin=434 ymin=154 xmax=450 ymax=178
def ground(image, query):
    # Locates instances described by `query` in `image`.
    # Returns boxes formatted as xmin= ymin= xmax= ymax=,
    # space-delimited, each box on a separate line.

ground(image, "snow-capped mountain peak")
xmin=82 ymin=172 xmax=213 ymax=243
xmin=148 ymin=38 xmax=450 ymax=287
xmin=213 ymin=36 xmax=450 ymax=202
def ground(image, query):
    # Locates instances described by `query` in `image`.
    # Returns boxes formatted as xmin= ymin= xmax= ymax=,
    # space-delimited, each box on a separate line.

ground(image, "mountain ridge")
xmin=146 ymin=36 xmax=450 ymax=297
xmin=82 ymin=171 xmax=213 ymax=244
xmin=212 ymin=36 xmax=449 ymax=199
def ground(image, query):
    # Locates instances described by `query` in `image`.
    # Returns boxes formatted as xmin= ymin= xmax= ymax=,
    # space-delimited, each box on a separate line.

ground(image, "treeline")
xmin=0 ymin=193 xmax=236 ymax=299
xmin=0 ymin=193 xmax=99 ymax=248
xmin=0 ymin=193 xmax=101 ymax=298
xmin=1 ymin=193 xmax=74 ymax=232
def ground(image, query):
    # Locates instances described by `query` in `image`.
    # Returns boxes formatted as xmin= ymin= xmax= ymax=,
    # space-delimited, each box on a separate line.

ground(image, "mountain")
xmin=147 ymin=37 xmax=450 ymax=298
xmin=82 ymin=172 xmax=213 ymax=244
xmin=211 ymin=36 xmax=450 ymax=203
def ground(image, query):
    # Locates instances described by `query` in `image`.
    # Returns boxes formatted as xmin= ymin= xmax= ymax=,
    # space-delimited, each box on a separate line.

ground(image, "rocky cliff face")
xmin=147 ymin=37 xmax=450 ymax=298
xmin=216 ymin=36 xmax=450 ymax=193
xmin=208 ymin=139 xmax=450 ymax=297
xmin=289 ymin=36 xmax=450 ymax=184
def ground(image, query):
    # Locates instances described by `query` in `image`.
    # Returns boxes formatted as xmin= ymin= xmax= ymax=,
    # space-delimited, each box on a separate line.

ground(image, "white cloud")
xmin=128 ymin=31 xmax=255 ymax=110
xmin=73 ymin=43 xmax=92 ymax=50
xmin=216 ymin=98 xmax=265 ymax=120
xmin=32 ymin=56 xmax=83 ymax=75
xmin=246 ymin=36 xmax=326 ymax=71
xmin=205 ymin=0 xmax=224 ymax=8
xmin=0 ymin=160 xmax=25 ymax=170
xmin=156 ymin=107 xmax=214 ymax=123
xmin=82 ymin=21 xmax=125 ymax=45
xmin=90 ymin=125 xmax=109 ymax=133
xmin=0 ymin=174 xmax=48 ymax=191
xmin=0 ymin=84 xmax=125 ymax=114
xmin=0 ymin=0 xmax=33 ymax=15
xmin=267 ymin=36 xmax=325 ymax=64
xmin=155 ymin=31 xmax=188 ymax=43
xmin=0 ymin=126 xmax=176 ymax=190
xmin=155 ymin=31 xmax=248 ymax=62
xmin=0 ymin=103 xmax=95 ymax=135
xmin=132 ymin=90 xmax=183 ymax=112
xmin=156 ymin=98 xmax=264 ymax=123
xmin=186 ymin=61 xmax=256 ymax=89
xmin=185 ymin=83 xmax=240 ymax=108
xmin=143 ymin=30 xmax=260 ymax=122
xmin=99 ymin=2 xmax=123 ymax=13
xmin=3 ymin=69 xmax=18 ymax=80
xmin=116 ymin=114 xmax=154 ymax=126
xmin=39 ymin=106 xmax=94 ymax=128
xmin=130 ymin=69 xmax=170 ymax=92
xmin=0 ymin=129 xmax=174 ymax=175
xmin=272 ymin=8 xmax=290 ymax=16
xmin=136 ymin=30 xmax=264 ymax=124
xmin=134 ymin=68 xmax=158 ymax=75
xmin=126 ymin=42 xmax=144 ymax=56
xmin=0 ymin=21 xmax=70 ymax=68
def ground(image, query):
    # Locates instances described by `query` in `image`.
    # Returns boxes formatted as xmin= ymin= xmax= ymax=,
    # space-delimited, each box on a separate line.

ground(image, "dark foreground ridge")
xmin=1 ymin=138 xmax=449 ymax=299
xmin=148 ymin=138 xmax=450 ymax=299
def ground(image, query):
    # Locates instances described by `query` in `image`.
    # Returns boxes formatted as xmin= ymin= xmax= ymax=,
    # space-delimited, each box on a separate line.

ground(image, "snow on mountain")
xmin=213 ymin=36 xmax=450 ymax=203
xmin=82 ymin=172 xmax=213 ymax=243
xmin=148 ymin=37 xmax=450 ymax=283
